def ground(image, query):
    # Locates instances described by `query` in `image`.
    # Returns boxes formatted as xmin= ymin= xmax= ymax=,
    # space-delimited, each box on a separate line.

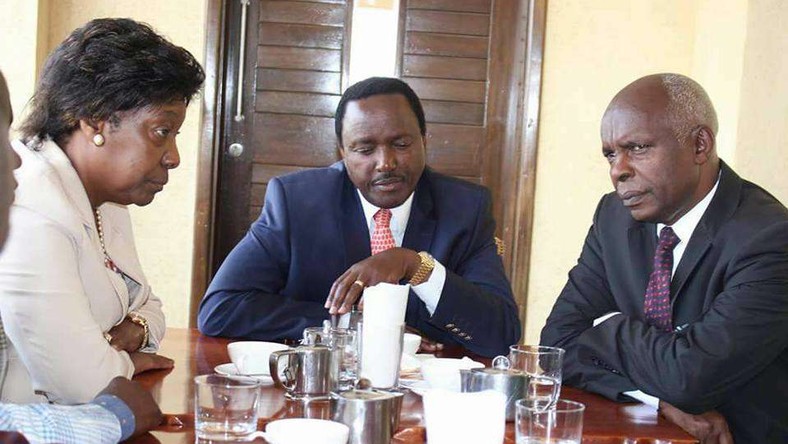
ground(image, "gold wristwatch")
xmin=127 ymin=311 xmax=149 ymax=351
xmin=408 ymin=251 xmax=435 ymax=286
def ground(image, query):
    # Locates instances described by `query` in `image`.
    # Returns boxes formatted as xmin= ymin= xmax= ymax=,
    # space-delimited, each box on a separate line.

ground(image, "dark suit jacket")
xmin=199 ymin=162 xmax=521 ymax=357
xmin=541 ymin=162 xmax=788 ymax=443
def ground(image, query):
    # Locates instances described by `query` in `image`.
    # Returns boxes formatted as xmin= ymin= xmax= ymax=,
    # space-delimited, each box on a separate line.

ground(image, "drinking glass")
xmin=329 ymin=328 xmax=359 ymax=390
xmin=515 ymin=399 xmax=585 ymax=444
xmin=302 ymin=326 xmax=359 ymax=390
xmin=194 ymin=374 xmax=261 ymax=441
xmin=509 ymin=345 xmax=564 ymax=407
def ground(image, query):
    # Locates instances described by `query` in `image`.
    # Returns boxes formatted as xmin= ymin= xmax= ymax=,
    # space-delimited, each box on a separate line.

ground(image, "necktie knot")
xmin=371 ymin=209 xmax=395 ymax=255
xmin=657 ymin=226 xmax=680 ymax=252
xmin=373 ymin=208 xmax=392 ymax=227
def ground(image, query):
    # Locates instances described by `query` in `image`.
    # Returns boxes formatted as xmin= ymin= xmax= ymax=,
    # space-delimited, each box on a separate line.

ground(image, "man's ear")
xmin=692 ymin=125 xmax=715 ymax=164
xmin=337 ymin=140 xmax=346 ymax=160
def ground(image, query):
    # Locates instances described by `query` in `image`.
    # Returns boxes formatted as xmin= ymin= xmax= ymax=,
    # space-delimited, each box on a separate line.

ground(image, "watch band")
xmin=408 ymin=251 xmax=435 ymax=286
xmin=127 ymin=311 xmax=149 ymax=351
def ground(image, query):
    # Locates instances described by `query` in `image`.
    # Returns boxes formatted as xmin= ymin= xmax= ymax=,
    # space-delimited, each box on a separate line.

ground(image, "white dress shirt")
xmin=356 ymin=190 xmax=446 ymax=315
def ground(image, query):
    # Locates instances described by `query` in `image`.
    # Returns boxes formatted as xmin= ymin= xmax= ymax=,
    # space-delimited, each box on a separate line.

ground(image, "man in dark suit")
xmin=199 ymin=77 xmax=521 ymax=357
xmin=541 ymin=73 xmax=787 ymax=443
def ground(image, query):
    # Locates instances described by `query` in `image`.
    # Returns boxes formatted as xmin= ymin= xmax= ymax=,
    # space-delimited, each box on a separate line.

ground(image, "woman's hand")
xmin=130 ymin=352 xmax=175 ymax=375
xmin=107 ymin=318 xmax=145 ymax=353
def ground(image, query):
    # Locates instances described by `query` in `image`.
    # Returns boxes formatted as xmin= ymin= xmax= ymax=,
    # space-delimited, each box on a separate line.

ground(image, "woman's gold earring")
xmin=93 ymin=134 xmax=105 ymax=147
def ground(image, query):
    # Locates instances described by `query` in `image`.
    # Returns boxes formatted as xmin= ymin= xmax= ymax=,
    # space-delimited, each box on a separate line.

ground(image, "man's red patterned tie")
xmin=643 ymin=227 xmax=680 ymax=331
xmin=371 ymin=209 xmax=396 ymax=255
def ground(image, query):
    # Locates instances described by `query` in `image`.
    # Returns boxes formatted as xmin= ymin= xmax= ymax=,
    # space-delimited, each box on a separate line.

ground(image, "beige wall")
xmin=735 ymin=0 xmax=788 ymax=203
xmin=0 ymin=0 xmax=42 ymax=131
xmin=525 ymin=0 xmax=788 ymax=343
xmin=0 ymin=0 xmax=207 ymax=328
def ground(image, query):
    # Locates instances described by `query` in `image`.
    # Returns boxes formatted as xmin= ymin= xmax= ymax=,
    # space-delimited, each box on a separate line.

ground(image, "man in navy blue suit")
xmin=198 ymin=77 xmax=521 ymax=357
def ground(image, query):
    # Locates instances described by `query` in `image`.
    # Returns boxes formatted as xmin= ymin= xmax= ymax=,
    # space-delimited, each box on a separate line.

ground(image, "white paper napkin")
xmin=362 ymin=283 xmax=409 ymax=326
xmin=360 ymin=323 xmax=403 ymax=388
xmin=423 ymin=389 xmax=506 ymax=444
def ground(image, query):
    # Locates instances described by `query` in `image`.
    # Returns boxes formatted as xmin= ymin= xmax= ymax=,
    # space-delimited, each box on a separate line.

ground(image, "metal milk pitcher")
xmin=332 ymin=388 xmax=404 ymax=444
xmin=269 ymin=345 xmax=337 ymax=399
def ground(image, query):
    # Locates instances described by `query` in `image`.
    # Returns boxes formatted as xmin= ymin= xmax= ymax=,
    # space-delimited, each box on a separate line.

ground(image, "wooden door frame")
xmin=189 ymin=0 xmax=547 ymax=329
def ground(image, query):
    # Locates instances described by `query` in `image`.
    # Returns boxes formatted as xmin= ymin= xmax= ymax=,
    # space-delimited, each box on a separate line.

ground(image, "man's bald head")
xmin=600 ymin=73 xmax=720 ymax=225
xmin=606 ymin=73 xmax=718 ymax=143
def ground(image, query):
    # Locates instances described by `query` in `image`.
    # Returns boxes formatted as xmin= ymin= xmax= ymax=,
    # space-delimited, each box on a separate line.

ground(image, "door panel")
xmin=212 ymin=0 xmax=351 ymax=273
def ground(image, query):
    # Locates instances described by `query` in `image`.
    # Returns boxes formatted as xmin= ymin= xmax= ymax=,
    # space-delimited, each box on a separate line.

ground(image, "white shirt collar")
xmin=657 ymin=173 xmax=721 ymax=244
xmin=356 ymin=190 xmax=414 ymax=237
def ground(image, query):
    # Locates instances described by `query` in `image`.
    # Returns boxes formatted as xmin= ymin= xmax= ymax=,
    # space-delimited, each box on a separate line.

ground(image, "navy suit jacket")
xmin=199 ymin=162 xmax=521 ymax=357
xmin=541 ymin=162 xmax=788 ymax=443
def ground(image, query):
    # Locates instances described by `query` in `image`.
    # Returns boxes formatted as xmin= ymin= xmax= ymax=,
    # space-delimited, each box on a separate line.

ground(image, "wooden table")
xmin=130 ymin=328 xmax=695 ymax=443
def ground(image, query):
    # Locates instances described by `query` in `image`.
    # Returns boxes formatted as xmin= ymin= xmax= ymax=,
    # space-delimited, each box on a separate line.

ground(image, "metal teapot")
xmin=459 ymin=356 xmax=528 ymax=421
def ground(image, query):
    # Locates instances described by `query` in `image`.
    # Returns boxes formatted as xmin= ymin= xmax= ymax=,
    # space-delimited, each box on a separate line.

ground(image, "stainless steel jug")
xmin=332 ymin=388 xmax=404 ymax=444
xmin=269 ymin=345 xmax=337 ymax=399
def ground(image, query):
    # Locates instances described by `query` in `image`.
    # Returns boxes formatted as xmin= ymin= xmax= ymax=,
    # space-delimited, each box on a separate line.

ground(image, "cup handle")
xmin=236 ymin=355 xmax=247 ymax=375
xmin=527 ymin=375 xmax=560 ymax=411
xmin=246 ymin=431 xmax=271 ymax=442
xmin=269 ymin=349 xmax=296 ymax=392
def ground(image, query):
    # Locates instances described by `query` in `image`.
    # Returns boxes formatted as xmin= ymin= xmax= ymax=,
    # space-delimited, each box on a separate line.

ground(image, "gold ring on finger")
xmin=352 ymin=279 xmax=365 ymax=288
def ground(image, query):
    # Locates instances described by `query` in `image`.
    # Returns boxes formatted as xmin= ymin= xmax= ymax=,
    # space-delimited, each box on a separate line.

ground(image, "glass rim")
xmin=509 ymin=344 xmax=565 ymax=356
xmin=194 ymin=374 xmax=262 ymax=388
xmin=515 ymin=398 xmax=585 ymax=413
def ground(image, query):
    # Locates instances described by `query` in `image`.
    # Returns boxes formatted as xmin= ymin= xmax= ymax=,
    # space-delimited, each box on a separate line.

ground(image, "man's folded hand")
xmin=659 ymin=400 xmax=733 ymax=444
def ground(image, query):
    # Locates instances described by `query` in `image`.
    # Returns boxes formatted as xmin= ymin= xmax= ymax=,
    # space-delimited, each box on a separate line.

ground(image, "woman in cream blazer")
xmin=0 ymin=18 xmax=204 ymax=404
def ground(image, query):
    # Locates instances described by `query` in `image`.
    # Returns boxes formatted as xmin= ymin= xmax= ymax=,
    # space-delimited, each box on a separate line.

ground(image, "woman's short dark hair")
xmin=334 ymin=77 xmax=426 ymax=146
xmin=20 ymin=18 xmax=205 ymax=146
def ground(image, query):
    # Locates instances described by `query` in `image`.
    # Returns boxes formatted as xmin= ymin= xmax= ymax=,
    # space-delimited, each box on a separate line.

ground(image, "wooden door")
xmin=212 ymin=0 xmax=353 ymax=274
xmin=193 ymin=0 xmax=546 ymax=327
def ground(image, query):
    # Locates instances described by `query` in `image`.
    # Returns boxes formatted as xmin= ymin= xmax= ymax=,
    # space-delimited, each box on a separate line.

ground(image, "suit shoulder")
xmin=738 ymin=180 xmax=788 ymax=218
xmin=725 ymin=180 xmax=788 ymax=232
xmin=426 ymin=170 xmax=490 ymax=201
xmin=594 ymin=191 xmax=632 ymax=222
xmin=11 ymin=141 xmax=83 ymax=233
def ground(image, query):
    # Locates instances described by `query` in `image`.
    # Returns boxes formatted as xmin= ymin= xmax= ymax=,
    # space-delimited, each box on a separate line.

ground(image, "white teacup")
xmin=263 ymin=418 xmax=349 ymax=444
xmin=227 ymin=341 xmax=288 ymax=375
xmin=421 ymin=358 xmax=484 ymax=392
xmin=402 ymin=332 xmax=421 ymax=356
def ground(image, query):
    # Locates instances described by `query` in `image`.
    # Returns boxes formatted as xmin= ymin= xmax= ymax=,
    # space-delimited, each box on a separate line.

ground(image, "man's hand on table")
xmin=325 ymin=248 xmax=421 ymax=314
xmin=98 ymin=376 xmax=163 ymax=439
xmin=130 ymin=352 xmax=174 ymax=375
xmin=659 ymin=400 xmax=734 ymax=444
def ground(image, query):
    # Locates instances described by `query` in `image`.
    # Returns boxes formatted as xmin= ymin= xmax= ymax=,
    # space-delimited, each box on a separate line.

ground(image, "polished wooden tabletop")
xmin=128 ymin=328 xmax=695 ymax=443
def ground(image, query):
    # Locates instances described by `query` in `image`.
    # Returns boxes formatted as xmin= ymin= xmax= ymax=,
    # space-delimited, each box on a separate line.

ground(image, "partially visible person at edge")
xmin=541 ymin=73 xmax=787 ymax=443
xmin=0 ymin=71 xmax=162 ymax=443
xmin=0 ymin=18 xmax=204 ymax=404
xmin=198 ymin=77 xmax=521 ymax=357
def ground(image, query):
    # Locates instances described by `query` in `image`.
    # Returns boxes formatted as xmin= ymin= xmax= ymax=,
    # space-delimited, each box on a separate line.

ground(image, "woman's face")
xmin=93 ymin=100 xmax=187 ymax=206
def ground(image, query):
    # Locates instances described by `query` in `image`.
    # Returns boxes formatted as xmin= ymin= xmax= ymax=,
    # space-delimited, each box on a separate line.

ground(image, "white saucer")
xmin=400 ymin=379 xmax=431 ymax=396
xmin=214 ymin=363 xmax=275 ymax=385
